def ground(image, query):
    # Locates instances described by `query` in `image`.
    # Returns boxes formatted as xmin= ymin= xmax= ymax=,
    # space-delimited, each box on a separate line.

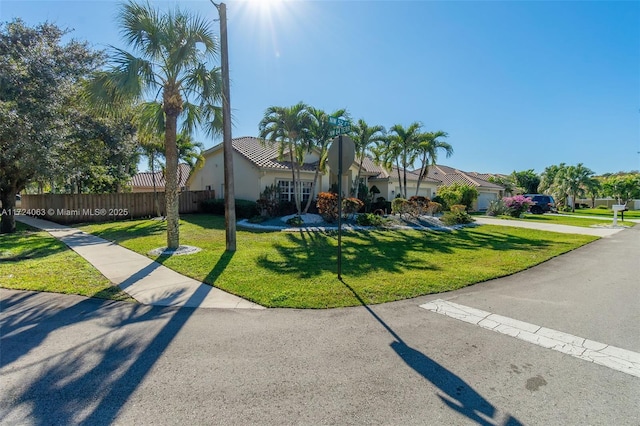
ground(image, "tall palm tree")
xmin=302 ymin=107 xmax=349 ymax=213
xmin=86 ymin=1 xmax=221 ymax=249
xmin=414 ymin=130 xmax=453 ymax=197
xmin=384 ymin=122 xmax=423 ymax=199
xmin=350 ymin=119 xmax=385 ymax=199
xmin=258 ymin=102 xmax=312 ymax=216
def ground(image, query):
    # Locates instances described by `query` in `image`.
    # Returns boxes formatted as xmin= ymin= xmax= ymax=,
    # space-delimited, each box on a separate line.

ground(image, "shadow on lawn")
xmin=256 ymin=227 xmax=553 ymax=279
xmin=339 ymin=279 xmax=523 ymax=426
xmin=0 ymin=227 xmax=67 ymax=262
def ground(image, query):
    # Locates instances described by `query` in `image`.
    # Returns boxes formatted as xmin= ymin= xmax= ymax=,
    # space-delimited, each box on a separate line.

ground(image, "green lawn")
xmin=0 ymin=223 xmax=135 ymax=302
xmin=78 ymin=215 xmax=598 ymax=308
xmin=492 ymin=213 xmax=636 ymax=228
xmin=562 ymin=208 xmax=640 ymax=219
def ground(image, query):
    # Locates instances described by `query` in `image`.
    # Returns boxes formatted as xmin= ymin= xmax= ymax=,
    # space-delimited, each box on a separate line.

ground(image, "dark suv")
xmin=524 ymin=194 xmax=556 ymax=214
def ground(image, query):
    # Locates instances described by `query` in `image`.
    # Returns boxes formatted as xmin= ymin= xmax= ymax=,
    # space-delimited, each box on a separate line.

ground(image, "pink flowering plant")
xmin=503 ymin=195 xmax=533 ymax=218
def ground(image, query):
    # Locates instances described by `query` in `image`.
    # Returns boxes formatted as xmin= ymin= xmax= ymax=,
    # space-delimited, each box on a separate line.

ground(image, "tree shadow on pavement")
xmin=339 ymin=278 xmax=523 ymax=426
xmin=0 ymin=249 xmax=236 ymax=425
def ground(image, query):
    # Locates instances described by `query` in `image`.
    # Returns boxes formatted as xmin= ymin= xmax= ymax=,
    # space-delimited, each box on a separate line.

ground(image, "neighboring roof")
xmin=205 ymin=136 xmax=318 ymax=172
xmin=131 ymin=163 xmax=191 ymax=188
xmin=427 ymin=165 xmax=505 ymax=190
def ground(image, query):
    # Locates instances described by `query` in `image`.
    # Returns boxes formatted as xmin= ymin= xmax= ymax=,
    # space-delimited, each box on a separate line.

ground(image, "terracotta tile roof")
xmin=427 ymin=165 xmax=504 ymax=190
xmin=208 ymin=136 xmax=318 ymax=171
xmin=131 ymin=163 xmax=191 ymax=189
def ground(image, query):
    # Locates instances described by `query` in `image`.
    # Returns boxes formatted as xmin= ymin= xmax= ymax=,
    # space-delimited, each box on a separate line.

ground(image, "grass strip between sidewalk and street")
xmin=0 ymin=222 xmax=136 ymax=302
xmin=75 ymin=214 xmax=598 ymax=308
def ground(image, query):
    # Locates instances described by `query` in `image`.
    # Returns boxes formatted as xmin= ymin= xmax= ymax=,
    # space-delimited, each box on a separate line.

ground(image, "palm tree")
xmin=350 ymin=119 xmax=385 ymax=199
xmin=176 ymin=131 xmax=205 ymax=188
xmin=138 ymin=130 xmax=164 ymax=217
xmin=384 ymin=122 xmax=423 ymax=199
xmin=414 ymin=130 xmax=453 ymax=197
xmin=302 ymin=107 xmax=349 ymax=214
xmin=561 ymin=163 xmax=595 ymax=212
xmin=258 ymin=102 xmax=312 ymax=216
xmin=86 ymin=1 xmax=221 ymax=249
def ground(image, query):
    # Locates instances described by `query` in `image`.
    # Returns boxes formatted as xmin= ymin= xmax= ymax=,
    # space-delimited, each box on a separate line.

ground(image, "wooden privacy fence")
xmin=21 ymin=190 xmax=215 ymax=224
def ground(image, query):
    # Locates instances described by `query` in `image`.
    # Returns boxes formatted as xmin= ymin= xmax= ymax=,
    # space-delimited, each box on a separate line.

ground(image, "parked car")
xmin=524 ymin=194 xmax=556 ymax=214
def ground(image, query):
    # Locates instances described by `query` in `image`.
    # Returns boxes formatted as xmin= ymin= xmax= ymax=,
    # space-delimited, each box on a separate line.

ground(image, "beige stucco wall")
xmin=370 ymin=180 xmax=437 ymax=200
xmin=189 ymin=150 xmax=260 ymax=200
xmin=190 ymin=148 xmax=330 ymax=201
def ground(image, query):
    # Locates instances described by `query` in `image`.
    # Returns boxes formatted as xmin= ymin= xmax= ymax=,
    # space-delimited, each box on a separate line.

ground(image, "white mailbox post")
xmin=612 ymin=204 xmax=627 ymax=226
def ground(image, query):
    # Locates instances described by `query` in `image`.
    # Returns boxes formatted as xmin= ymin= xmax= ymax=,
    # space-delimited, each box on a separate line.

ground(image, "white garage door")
xmin=477 ymin=192 xmax=497 ymax=211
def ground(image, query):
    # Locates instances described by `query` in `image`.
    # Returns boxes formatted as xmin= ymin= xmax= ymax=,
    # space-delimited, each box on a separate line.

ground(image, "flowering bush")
xmin=503 ymin=195 xmax=533 ymax=218
xmin=316 ymin=192 xmax=338 ymax=222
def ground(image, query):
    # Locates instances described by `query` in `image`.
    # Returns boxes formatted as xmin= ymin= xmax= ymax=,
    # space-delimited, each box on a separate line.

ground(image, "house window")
xmin=278 ymin=180 xmax=312 ymax=202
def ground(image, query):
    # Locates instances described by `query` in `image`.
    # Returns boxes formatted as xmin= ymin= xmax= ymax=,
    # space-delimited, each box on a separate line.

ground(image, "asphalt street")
xmin=1 ymin=225 xmax=639 ymax=425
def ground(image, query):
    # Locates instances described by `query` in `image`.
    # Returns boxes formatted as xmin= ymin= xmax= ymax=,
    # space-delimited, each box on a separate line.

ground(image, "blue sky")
xmin=2 ymin=0 xmax=639 ymax=175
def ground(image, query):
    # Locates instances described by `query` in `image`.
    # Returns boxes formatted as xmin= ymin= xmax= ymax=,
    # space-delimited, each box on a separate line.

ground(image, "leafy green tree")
xmin=488 ymin=175 xmax=518 ymax=196
xmin=0 ymin=19 xmax=101 ymax=233
xmin=302 ymin=107 xmax=349 ymax=214
xmin=511 ymin=169 xmax=540 ymax=194
xmin=414 ymin=130 xmax=453 ymax=196
xmin=350 ymin=119 xmax=385 ymax=199
xmin=86 ymin=1 xmax=221 ymax=249
xmin=258 ymin=102 xmax=312 ymax=216
xmin=601 ymin=173 xmax=640 ymax=204
xmin=139 ymin=129 xmax=165 ymax=216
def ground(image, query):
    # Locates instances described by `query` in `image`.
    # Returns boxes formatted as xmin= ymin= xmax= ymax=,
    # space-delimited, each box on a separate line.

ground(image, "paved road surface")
xmin=1 ymin=225 xmax=638 ymax=425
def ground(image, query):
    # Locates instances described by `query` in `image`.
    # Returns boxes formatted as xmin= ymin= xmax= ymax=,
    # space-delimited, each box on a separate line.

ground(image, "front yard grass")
xmin=78 ymin=215 xmax=598 ymax=308
xmin=493 ymin=214 xmax=636 ymax=228
xmin=562 ymin=209 xmax=640 ymax=219
xmin=0 ymin=222 xmax=135 ymax=302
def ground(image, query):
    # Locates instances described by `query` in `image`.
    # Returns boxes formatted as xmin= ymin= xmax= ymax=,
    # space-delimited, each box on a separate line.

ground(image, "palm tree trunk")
xmin=395 ymin=159 xmax=402 ymax=199
xmin=303 ymin=167 xmax=320 ymax=214
xmin=151 ymin=153 xmax=161 ymax=217
xmin=354 ymin=154 xmax=364 ymax=199
xmin=288 ymin=142 xmax=300 ymax=215
xmin=165 ymin=112 xmax=180 ymax=249
xmin=415 ymin=154 xmax=427 ymax=197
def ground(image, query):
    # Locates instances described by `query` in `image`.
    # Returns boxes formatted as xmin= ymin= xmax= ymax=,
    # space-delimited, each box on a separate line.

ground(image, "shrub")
xmin=431 ymin=195 xmax=447 ymax=211
xmin=486 ymin=199 xmax=508 ymax=217
xmin=437 ymin=183 xmax=479 ymax=211
xmin=256 ymin=184 xmax=281 ymax=217
xmin=343 ymin=197 xmax=364 ymax=218
xmin=356 ymin=213 xmax=387 ymax=227
xmin=285 ymin=215 xmax=304 ymax=226
xmin=503 ymin=195 xmax=532 ymax=218
xmin=391 ymin=197 xmax=408 ymax=215
xmin=201 ymin=199 xmax=259 ymax=219
xmin=317 ymin=192 xmax=338 ymax=222
xmin=408 ymin=196 xmax=430 ymax=216
xmin=441 ymin=207 xmax=474 ymax=225
xmin=426 ymin=201 xmax=442 ymax=216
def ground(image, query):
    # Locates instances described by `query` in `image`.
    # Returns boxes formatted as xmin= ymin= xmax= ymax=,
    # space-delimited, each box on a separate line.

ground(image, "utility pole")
xmin=211 ymin=1 xmax=236 ymax=251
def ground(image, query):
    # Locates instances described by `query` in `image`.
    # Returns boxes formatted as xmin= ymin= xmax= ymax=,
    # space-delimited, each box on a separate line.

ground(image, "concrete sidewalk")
xmin=474 ymin=216 xmax=630 ymax=237
xmin=17 ymin=216 xmax=264 ymax=310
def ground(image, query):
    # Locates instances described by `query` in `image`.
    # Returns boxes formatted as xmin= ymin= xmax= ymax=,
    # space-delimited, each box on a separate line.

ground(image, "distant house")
xmin=187 ymin=136 xmax=505 ymax=210
xmin=130 ymin=163 xmax=191 ymax=193
xmin=426 ymin=165 xmax=506 ymax=210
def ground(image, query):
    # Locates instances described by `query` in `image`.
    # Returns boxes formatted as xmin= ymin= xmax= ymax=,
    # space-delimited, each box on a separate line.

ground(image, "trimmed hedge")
xmin=201 ymin=198 xmax=259 ymax=219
